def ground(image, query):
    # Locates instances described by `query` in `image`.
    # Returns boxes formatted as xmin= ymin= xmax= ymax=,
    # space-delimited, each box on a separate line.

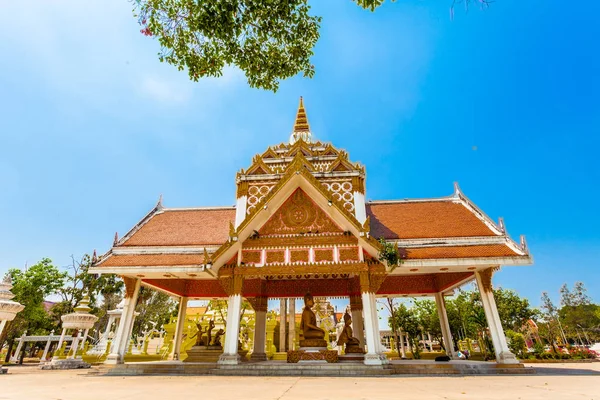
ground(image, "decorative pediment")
xmin=328 ymin=152 xmax=356 ymax=173
xmin=246 ymin=155 xmax=272 ymax=176
xmin=261 ymin=147 xmax=279 ymax=160
xmin=258 ymin=188 xmax=343 ymax=236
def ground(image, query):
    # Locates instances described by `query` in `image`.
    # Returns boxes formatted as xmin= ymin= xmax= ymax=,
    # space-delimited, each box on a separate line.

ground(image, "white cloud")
xmin=141 ymin=75 xmax=192 ymax=104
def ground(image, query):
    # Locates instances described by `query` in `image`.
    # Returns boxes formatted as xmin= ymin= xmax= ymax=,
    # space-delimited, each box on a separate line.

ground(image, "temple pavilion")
xmin=90 ymin=98 xmax=532 ymax=366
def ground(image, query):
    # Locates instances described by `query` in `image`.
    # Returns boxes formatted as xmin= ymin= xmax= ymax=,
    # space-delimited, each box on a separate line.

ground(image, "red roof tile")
xmin=121 ymin=208 xmax=235 ymax=246
xmin=403 ymin=244 xmax=519 ymax=259
xmin=367 ymin=201 xmax=497 ymax=239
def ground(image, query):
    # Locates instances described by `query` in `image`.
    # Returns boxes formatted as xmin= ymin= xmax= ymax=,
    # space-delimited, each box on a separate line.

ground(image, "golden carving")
xmin=123 ymin=277 xmax=137 ymax=298
xmin=359 ymin=272 xmax=371 ymax=293
xmin=338 ymin=247 xmax=359 ymax=262
xmin=260 ymin=189 xmax=343 ymax=236
xmin=362 ymin=216 xmax=371 ymax=233
xmin=242 ymin=250 xmax=262 ymax=265
xmin=349 ymin=295 xmax=363 ymax=311
xmin=247 ymin=296 xmax=268 ymax=312
xmin=314 ymin=248 xmax=333 ymax=263
xmin=242 ymin=234 xmax=357 ymax=249
xmin=235 ymin=152 xmax=364 ymax=237
xmin=229 ymin=221 xmax=237 ymax=239
xmin=219 ymin=274 xmax=244 ymax=296
xmin=237 ymin=181 xmax=249 ymax=198
xmin=352 ymin=176 xmax=365 ymax=194
xmin=369 ymin=273 xmax=387 ymax=293
xmin=266 ymin=250 xmax=285 ymax=264
xmin=478 ymin=267 xmax=494 ymax=292
xmin=290 ymin=249 xmax=309 ymax=263
xmin=221 ymin=262 xmax=369 ymax=279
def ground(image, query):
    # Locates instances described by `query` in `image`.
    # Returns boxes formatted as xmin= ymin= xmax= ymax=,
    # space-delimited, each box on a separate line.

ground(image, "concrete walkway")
xmin=1 ymin=363 xmax=599 ymax=400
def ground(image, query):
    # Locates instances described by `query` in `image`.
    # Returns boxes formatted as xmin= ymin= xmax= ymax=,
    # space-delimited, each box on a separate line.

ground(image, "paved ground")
xmin=1 ymin=363 xmax=599 ymax=400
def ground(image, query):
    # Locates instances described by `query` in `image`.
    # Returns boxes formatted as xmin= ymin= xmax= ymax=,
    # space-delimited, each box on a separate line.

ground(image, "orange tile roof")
xmin=121 ymin=208 xmax=235 ymax=246
xmin=98 ymin=253 xmax=204 ymax=267
xmin=367 ymin=201 xmax=497 ymax=239
xmin=403 ymin=244 xmax=519 ymax=259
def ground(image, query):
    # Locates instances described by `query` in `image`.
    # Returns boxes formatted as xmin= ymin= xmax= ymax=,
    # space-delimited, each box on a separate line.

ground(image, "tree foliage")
xmin=132 ymin=287 xmax=178 ymax=338
xmin=133 ymin=0 xmax=491 ymax=91
xmin=1 ymin=259 xmax=66 ymax=348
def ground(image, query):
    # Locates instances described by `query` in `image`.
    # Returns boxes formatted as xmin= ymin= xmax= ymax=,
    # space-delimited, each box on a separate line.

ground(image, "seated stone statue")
xmin=337 ymin=312 xmax=363 ymax=353
xmin=299 ymin=293 xmax=327 ymax=348
xmin=212 ymin=329 xmax=224 ymax=348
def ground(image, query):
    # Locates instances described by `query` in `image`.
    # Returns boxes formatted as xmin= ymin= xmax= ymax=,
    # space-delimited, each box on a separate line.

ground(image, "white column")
xmin=0 ymin=320 xmax=7 ymax=339
xmin=41 ymin=330 xmax=54 ymax=361
xmin=399 ymin=329 xmax=406 ymax=358
xmin=172 ymin=296 xmax=188 ymax=360
xmin=361 ymin=292 xmax=383 ymax=365
xmin=52 ymin=328 xmax=67 ymax=361
xmin=251 ymin=309 xmax=267 ymax=361
xmin=10 ymin=332 xmax=26 ymax=363
xmin=103 ymin=315 xmax=116 ymax=339
xmin=219 ymin=294 xmax=242 ymax=365
xmin=105 ymin=278 xmax=141 ymax=364
xmin=235 ymin=196 xmax=247 ymax=228
xmin=351 ymin=308 xmax=365 ymax=349
xmin=279 ymin=298 xmax=287 ymax=352
xmin=475 ymin=269 xmax=519 ymax=364
xmin=68 ymin=330 xmax=81 ymax=360
xmin=434 ymin=292 xmax=456 ymax=358
xmin=81 ymin=329 xmax=90 ymax=352
xmin=354 ymin=191 xmax=367 ymax=224
xmin=288 ymin=298 xmax=296 ymax=351
xmin=369 ymin=293 xmax=384 ymax=355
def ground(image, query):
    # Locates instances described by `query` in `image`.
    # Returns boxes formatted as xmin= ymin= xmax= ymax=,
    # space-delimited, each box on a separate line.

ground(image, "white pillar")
xmin=434 ymin=292 xmax=456 ymax=358
xmin=81 ymin=328 xmax=90 ymax=351
xmin=105 ymin=278 xmax=141 ymax=365
xmin=0 ymin=320 xmax=7 ymax=339
xmin=172 ymin=296 xmax=188 ymax=360
xmin=10 ymin=332 xmax=26 ymax=363
xmin=251 ymin=309 xmax=267 ymax=361
xmin=235 ymin=196 xmax=247 ymax=228
xmin=52 ymin=328 xmax=67 ymax=361
xmin=399 ymin=329 xmax=406 ymax=358
xmin=351 ymin=309 xmax=365 ymax=349
xmin=288 ymin=298 xmax=296 ymax=351
xmin=68 ymin=330 xmax=81 ymax=360
xmin=219 ymin=294 xmax=242 ymax=365
xmin=475 ymin=269 xmax=519 ymax=364
xmin=103 ymin=315 xmax=116 ymax=339
xmin=361 ymin=292 xmax=383 ymax=365
xmin=279 ymin=298 xmax=287 ymax=352
xmin=369 ymin=293 xmax=386 ymax=360
xmin=354 ymin=191 xmax=367 ymax=224
xmin=41 ymin=330 xmax=54 ymax=361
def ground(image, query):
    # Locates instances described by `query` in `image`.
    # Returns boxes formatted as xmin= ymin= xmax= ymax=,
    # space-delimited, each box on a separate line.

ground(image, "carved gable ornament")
xmin=259 ymin=188 xmax=343 ymax=236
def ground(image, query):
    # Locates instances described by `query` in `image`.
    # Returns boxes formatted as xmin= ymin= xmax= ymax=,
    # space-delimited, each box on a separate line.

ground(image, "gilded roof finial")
xmin=290 ymin=96 xmax=312 ymax=144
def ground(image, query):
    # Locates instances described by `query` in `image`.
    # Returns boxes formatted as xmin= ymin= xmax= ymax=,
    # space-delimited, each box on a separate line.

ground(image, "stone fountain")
xmin=0 ymin=275 xmax=25 ymax=374
xmin=42 ymin=293 xmax=98 ymax=370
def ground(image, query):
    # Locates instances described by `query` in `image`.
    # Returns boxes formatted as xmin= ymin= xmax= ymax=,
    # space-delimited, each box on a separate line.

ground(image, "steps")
xmin=95 ymin=360 xmax=534 ymax=377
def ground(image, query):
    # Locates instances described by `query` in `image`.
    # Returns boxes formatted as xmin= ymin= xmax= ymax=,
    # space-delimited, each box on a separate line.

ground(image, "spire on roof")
xmin=289 ymin=97 xmax=313 ymax=144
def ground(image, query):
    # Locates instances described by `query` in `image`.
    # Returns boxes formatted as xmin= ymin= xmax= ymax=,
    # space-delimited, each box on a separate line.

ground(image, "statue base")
xmin=40 ymin=359 xmax=91 ymax=370
xmin=339 ymin=353 xmax=365 ymax=363
xmin=344 ymin=346 xmax=365 ymax=354
xmin=299 ymin=339 xmax=328 ymax=348
xmin=184 ymin=345 xmax=223 ymax=363
xmin=287 ymin=349 xmax=338 ymax=364
xmin=249 ymin=352 xmax=268 ymax=362
xmin=218 ymin=353 xmax=241 ymax=365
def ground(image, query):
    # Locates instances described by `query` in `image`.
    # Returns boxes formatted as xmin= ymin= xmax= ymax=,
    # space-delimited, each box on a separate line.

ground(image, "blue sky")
xmin=1 ymin=0 xmax=598 ymax=310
